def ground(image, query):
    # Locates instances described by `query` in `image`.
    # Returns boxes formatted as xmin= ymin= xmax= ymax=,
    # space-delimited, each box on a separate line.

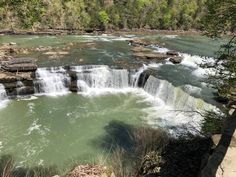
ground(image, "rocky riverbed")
xmin=129 ymin=39 xmax=183 ymax=64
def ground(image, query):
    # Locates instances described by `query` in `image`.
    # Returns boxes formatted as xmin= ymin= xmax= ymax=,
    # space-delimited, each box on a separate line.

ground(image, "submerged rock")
xmin=128 ymin=39 xmax=160 ymax=47
xmin=133 ymin=52 xmax=168 ymax=60
xmin=131 ymin=46 xmax=152 ymax=53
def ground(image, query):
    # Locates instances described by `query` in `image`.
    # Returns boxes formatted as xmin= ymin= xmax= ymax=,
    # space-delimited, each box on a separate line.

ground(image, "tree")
xmin=202 ymin=0 xmax=236 ymax=37
xmin=199 ymin=0 xmax=236 ymax=176
xmin=98 ymin=10 xmax=110 ymax=30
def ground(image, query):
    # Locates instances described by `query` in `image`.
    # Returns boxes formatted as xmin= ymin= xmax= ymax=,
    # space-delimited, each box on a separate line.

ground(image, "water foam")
xmin=34 ymin=67 xmax=70 ymax=96
xmin=0 ymin=84 xmax=9 ymax=109
xmin=80 ymin=34 xmax=134 ymax=42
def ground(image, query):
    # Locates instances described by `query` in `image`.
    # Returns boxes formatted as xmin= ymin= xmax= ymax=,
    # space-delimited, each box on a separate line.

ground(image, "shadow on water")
xmin=0 ymin=155 xmax=58 ymax=177
xmin=92 ymin=120 xmax=136 ymax=152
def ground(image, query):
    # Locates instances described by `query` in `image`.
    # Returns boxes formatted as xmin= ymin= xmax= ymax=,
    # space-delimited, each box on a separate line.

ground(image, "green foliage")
xmin=201 ymin=0 xmax=236 ymax=136
xmin=201 ymin=111 xmax=226 ymax=134
xmin=98 ymin=10 xmax=110 ymax=29
xmin=202 ymin=0 xmax=236 ymax=104
xmin=202 ymin=0 xmax=236 ymax=37
xmin=0 ymin=0 xmax=208 ymax=30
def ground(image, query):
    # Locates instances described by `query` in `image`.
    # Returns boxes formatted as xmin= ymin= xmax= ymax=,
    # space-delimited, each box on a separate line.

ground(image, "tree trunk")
xmin=199 ymin=110 xmax=236 ymax=177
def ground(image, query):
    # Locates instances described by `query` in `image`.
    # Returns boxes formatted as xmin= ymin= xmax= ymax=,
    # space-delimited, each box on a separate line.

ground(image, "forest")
xmin=0 ymin=0 xmax=207 ymax=31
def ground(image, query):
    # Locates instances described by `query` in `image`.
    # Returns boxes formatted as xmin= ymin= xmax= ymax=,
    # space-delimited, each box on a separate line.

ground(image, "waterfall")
xmin=32 ymin=65 xmax=212 ymax=114
xmin=144 ymin=75 xmax=209 ymax=112
xmin=71 ymin=65 xmax=129 ymax=91
xmin=0 ymin=84 xmax=8 ymax=109
xmin=0 ymin=64 xmax=216 ymax=130
xmin=16 ymin=81 xmax=26 ymax=96
xmin=0 ymin=84 xmax=7 ymax=100
xmin=34 ymin=67 xmax=70 ymax=96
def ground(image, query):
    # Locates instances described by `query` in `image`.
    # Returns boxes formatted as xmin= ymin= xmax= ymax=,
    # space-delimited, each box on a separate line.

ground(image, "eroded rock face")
xmin=137 ymin=69 xmax=158 ymax=87
xmin=0 ymin=71 xmax=35 ymax=96
xmin=68 ymin=70 xmax=78 ymax=92
xmin=1 ymin=58 xmax=37 ymax=72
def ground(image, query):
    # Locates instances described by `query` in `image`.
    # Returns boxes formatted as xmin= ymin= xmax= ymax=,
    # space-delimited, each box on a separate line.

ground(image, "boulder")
xmin=169 ymin=56 xmax=183 ymax=64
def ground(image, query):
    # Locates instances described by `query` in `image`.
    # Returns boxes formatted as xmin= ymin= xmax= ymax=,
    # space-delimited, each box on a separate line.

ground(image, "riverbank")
xmin=0 ymin=28 xmax=204 ymax=36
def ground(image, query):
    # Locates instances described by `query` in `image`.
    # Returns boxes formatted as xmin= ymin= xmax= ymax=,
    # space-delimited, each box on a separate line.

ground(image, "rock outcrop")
xmin=0 ymin=70 xmax=35 ymax=96
xmin=0 ymin=58 xmax=37 ymax=96
xmin=130 ymin=41 xmax=182 ymax=64
xmin=133 ymin=52 xmax=168 ymax=61
xmin=68 ymin=70 xmax=78 ymax=92
xmin=1 ymin=58 xmax=37 ymax=72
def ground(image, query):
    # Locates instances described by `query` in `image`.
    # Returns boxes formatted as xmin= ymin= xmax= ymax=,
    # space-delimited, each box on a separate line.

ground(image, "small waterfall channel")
xmin=0 ymin=84 xmax=8 ymax=108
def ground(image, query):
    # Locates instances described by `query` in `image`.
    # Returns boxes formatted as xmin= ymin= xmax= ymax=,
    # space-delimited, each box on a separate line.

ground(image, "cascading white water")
xmin=144 ymin=75 xmax=210 ymax=112
xmin=0 ymin=84 xmax=8 ymax=109
xmin=0 ymin=84 xmax=7 ymax=100
xmin=142 ymin=75 xmax=214 ymax=129
xmin=16 ymin=81 xmax=26 ymax=96
xmin=72 ymin=65 xmax=129 ymax=92
xmin=34 ymin=67 xmax=70 ymax=96
xmin=30 ymin=64 xmax=215 ymax=130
